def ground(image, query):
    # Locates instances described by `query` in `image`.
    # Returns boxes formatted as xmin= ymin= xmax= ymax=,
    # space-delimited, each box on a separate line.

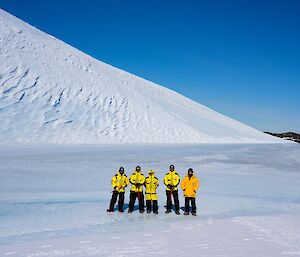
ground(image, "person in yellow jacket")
xmin=144 ymin=169 xmax=159 ymax=214
xmin=128 ymin=166 xmax=146 ymax=213
xmin=107 ymin=167 xmax=129 ymax=212
xmin=181 ymin=168 xmax=200 ymax=216
xmin=163 ymin=165 xmax=181 ymax=215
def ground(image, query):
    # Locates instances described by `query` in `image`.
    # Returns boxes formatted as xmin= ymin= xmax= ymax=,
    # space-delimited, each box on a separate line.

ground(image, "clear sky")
xmin=1 ymin=0 xmax=299 ymax=132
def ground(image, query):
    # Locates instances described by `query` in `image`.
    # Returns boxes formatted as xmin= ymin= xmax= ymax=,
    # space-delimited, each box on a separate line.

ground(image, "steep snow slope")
xmin=0 ymin=9 xmax=280 ymax=143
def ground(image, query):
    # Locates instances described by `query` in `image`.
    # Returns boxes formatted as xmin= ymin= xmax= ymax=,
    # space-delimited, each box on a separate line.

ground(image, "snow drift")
xmin=0 ymin=9 xmax=280 ymax=144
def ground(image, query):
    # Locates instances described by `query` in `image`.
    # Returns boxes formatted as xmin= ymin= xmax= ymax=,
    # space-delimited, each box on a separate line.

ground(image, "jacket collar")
xmin=186 ymin=174 xmax=195 ymax=179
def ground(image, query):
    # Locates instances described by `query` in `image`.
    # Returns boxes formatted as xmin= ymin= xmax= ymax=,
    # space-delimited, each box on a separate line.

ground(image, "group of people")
xmin=107 ymin=165 xmax=200 ymax=216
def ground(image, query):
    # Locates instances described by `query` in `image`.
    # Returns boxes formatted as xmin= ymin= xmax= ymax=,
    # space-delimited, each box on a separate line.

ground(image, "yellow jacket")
xmin=145 ymin=174 xmax=159 ymax=200
xmin=181 ymin=175 xmax=200 ymax=197
xmin=111 ymin=172 xmax=129 ymax=193
xmin=164 ymin=171 xmax=180 ymax=191
xmin=129 ymin=171 xmax=146 ymax=192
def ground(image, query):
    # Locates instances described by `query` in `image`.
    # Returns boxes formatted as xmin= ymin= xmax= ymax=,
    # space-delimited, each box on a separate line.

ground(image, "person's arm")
xmin=124 ymin=176 xmax=129 ymax=188
xmin=129 ymin=174 xmax=136 ymax=185
xmin=111 ymin=176 xmax=117 ymax=190
xmin=195 ymin=178 xmax=200 ymax=191
xmin=155 ymin=177 xmax=159 ymax=188
xmin=174 ymin=173 xmax=181 ymax=187
xmin=163 ymin=174 xmax=169 ymax=186
xmin=140 ymin=174 xmax=146 ymax=185
xmin=144 ymin=177 xmax=148 ymax=188
xmin=181 ymin=177 xmax=186 ymax=191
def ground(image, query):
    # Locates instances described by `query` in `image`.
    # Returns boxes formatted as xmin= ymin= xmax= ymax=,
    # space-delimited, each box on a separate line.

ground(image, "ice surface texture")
xmin=0 ymin=144 xmax=300 ymax=257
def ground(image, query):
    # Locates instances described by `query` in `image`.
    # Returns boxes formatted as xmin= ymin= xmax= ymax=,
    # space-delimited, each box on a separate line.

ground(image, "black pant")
xmin=166 ymin=190 xmax=180 ymax=212
xmin=146 ymin=200 xmax=158 ymax=212
xmin=129 ymin=191 xmax=145 ymax=211
xmin=185 ymin=197 xmax=196 ymax=213
xmin=109 ymin=191 xmax=125 ymax=211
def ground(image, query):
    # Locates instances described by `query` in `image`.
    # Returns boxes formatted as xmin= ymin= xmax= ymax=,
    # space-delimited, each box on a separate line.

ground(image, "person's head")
xmin=170 ymin=165 xmax=175 ymax=172
xmin=119 ymin=167 xmax=125 ymax=174
xmin=188 ymin=168 xmax=194 ymax=177
xmin=148 ymin=169 xmax=155 ymax=175
xmin=136 ymin=166 xmax=141 ymax=172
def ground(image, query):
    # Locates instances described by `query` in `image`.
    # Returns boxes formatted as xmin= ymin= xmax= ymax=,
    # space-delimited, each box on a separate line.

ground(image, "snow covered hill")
xmin=0 ymin=9 xmax=280 ymax=144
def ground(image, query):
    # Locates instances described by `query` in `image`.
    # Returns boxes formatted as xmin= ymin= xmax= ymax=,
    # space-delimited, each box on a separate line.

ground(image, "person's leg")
xmin=118 ymin=192 xmax=125 ymax=211
xmin=184 ymin=197 xmax=190 ymax=214
xmin=108 ymin=191 xmax=118 ymax=211
xmin=173 ymin=191 xmax=180 ymax=212
xmin=191 ymin=197 xmax=196 ymax=214
xmin=128 ymin=192 xmax=136 ymax=212
xmin=139 ymin=192 xmax=145 ymax=212
xmin=166 ymin=191 xmax=172 ymax=211
xmin=153 ymin=200 xmax=158 ymax=213
xmin=146 ymin=200 xmax=151 ymax=212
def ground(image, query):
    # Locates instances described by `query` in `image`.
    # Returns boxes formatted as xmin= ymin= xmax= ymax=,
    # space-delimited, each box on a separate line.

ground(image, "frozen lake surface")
xmin=0 ymin=144 xmax=300 ymax=256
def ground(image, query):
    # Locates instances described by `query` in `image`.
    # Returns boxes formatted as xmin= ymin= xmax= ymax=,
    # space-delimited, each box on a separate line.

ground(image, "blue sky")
xmin=1 ymin=0 xmax=299 ymax=132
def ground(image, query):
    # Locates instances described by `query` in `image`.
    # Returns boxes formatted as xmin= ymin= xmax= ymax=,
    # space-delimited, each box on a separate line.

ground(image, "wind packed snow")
xmin=0 ymin=144 xmax=300 ymax=257
xmin=0 ymin=9 xmax=281 ymax=144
